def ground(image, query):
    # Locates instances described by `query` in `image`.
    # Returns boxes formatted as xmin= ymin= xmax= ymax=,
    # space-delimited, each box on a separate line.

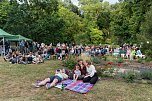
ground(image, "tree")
xmin=141 ymin=6 xmax=152 ymax=59
xmin=97 ymin=2 xmax=111 ymax=43
xmin=58 ymin=6 xmax=83 ymax=43
xmin=90 ymin=28 xmax=103 ymax=44
xmin=110 ymin=0 xmax=152 ymax=44
xmin=78 ymin=0 xmax=106 ymax=44
xmin=0 ymin=0 xmax=11 ymax=28
xmin=3 ymin=0 xmax=65 ymax=44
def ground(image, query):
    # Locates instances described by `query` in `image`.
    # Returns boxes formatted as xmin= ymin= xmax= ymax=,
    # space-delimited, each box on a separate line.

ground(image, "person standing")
xmin=19 ymin=40 xmax=25 ymax=54
xmin=5 ymin=40 xmax=10 ymax=55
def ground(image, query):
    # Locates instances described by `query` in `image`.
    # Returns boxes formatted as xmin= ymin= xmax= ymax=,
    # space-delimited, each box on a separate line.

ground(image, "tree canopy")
xmin=0 ymin=0 xmax=152 ymax=45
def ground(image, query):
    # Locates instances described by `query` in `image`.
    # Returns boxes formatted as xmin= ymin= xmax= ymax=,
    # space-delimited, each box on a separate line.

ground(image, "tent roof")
xmin=0 ymin=29 xmax=14 ymax=38
xmin=8 ymin=35 xmax=32 ymax=41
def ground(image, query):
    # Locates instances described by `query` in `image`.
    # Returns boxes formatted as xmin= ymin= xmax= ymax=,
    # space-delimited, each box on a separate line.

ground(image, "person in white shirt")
xmin=83 ymin=60 xmax=98 ymax=84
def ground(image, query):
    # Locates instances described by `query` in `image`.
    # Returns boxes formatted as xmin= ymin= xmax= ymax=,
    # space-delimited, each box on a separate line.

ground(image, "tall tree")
xmin=0 ymin=0 xmax=11 ymax=28
xmin=110 ymin=0 xmax=152 ymax=44
xmin=58 ymin=6 xmax=83 ymax=43
xmin=141 ymin=6 xmax=152 ymax=59
xmin=3 ymin=0 xmax=65 ymax=44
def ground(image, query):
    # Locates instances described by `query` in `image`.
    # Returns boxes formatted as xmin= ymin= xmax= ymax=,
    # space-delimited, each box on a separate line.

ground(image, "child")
xmin=73 ymin=65 xmax=81 ymax=81
xmin=32 ymin=54 xmax=40 ymax=64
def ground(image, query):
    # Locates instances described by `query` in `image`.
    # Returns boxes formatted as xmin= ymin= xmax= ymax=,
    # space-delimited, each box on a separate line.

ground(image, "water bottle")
xmin=61 ymin=83 xmax=64 ymax=91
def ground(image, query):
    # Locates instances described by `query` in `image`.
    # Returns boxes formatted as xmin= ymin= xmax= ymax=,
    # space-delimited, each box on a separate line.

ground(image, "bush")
xmin=96 ymin=67 xmax=102 ymax=77
xmin=137 ymin=58 xmax=144 ymax=63
xmin=99 ymin=66 xmax=118 ymax=77
xmin=91 ymin=56 xmax=101 ymax=64
xmin=145 ymin=57 xmax=152 ymax=62
xmin=145 ymin=50 xmax=152 ymax=60
xmin=140 ymin=70 xmax=152 ymax=80
xmin=117 ymin=58 xmax=124 ymax=63
xmin=120 ymin=70 xmax=139 ymax=83
xmin=103 ymin=56 xmax=107 ymax=61
xmin=62 ymin=55 xmax=77 ymax=70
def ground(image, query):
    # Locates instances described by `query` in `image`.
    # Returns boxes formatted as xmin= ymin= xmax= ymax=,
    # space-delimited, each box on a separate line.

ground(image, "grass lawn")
xmin=0 ymin=57 xmax=152 ymax=101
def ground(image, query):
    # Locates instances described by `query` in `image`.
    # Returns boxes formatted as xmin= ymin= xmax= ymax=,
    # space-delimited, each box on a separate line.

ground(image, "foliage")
xmin=0 ymin=0 xmax=10 ymax=28
xmin=137 ymin=58 xmax=144 ymax=63
xmin=91 ymin=56 xmax=101 ymax=64
xmin=102 ymin=56 xmax=107 ymax=61
xmin=117 ymin=57 xmax=124 ymax=63
xmin=62 ymin=55 xmax=77 ymax=70
xmin=141 ymin=5 xmax=152 ymax=60
xmin=110 ymin=0 xmax=152 ymax=45
xmin=96 ymin=66 xmax=102 ymax=77
xmin=2 ymin=0 xmax=65 ymax=44
xmin=140 ymin=69 xmax=152 ymax=80
xmin=1 ymin=0 xmax=152 ymax=46
xmin=101 ymin=67 xmax=118 ymax=77
xmin=120 ymin=70 xmax=139 ymax=83
xmin=58 ymin=6 xmax=83 ymax=43
xmin=97 ymin=65 xmax=119 ymax=77
xmin=90 ymin=28 xmax=103 ymax=44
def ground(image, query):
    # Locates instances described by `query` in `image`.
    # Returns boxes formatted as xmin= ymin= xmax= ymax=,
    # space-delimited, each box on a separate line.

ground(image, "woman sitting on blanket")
xmin=83 ymin=60 xmax=98 ymax=84
xmin=32 ymin=69 xmax=68 ymax=89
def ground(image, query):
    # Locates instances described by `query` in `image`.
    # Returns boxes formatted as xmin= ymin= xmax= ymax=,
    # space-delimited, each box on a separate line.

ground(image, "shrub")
xmin=140 ymin=69 xmax=152 ymax=80
xmin=62 ymin=55 xmax=77 ymax=70
xmin=120 ymin=70 xmax=139 ymax=83
xmin=137 ymin=58 xmax=144 ymax=63
xmin=99 ymin=66 xmax=118 ymax=77
xmin=91 ymin=56 xmax=101 ymax=64
xmin=117 ymin=58 xmax=124 ymax=63
xmin=145 ymin=50 xmax=152 ymax=60
xmin=145 ymin=57 xmax=152 ymax=62
xmin=96 ymin=67 xmax=102 ymax=77
xmin=103 ymin=56 xmax=107 ymax=61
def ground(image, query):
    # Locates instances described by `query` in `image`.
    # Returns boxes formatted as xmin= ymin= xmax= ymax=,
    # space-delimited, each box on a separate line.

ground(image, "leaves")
xmin=0 ymin=0 xmax=152 ymax=45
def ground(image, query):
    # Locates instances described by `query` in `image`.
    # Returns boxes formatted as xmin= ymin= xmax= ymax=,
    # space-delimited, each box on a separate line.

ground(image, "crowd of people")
xmin=2 ymin=41 xmax=109 ymax=64
xmin=112 ymin=45 xmax=145 ymax=60
xmin=2 ymin=40 xmax=144 ymax=64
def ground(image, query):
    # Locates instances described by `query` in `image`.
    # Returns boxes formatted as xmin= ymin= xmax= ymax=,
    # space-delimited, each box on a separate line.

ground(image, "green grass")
xmin=0 ymin=57 xmax=152 ymax=101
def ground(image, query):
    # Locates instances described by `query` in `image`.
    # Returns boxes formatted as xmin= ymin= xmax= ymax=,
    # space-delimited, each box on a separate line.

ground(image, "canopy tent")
xmin=7 ymin=35 xmax=32 ymax=41
xmin=0 ymin=28 xmax=16 ymax=56
xmin=0 ymin=28 xmax=14 ymax=38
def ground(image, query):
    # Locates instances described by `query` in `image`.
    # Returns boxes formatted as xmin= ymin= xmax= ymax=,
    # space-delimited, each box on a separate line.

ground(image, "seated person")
xmin=42 ymin=49 xmax=47 ymax=59
xmin=4 ymin=52 xmax=12 ymax=61
xmin=73 ymin=65 xmax=81 ymax=81
xmin=32 ymin=54 xmax=40 ymax=64
xmin=45 ymin=46 xmax=52 ymax=59
xmin=83 ymin=60 xmax=98 ymax=84
xmin=27 ymin=52 xmax=33 ymax=64
xmin=70 ymin=59 xmax=87 ymax=80
xmin=32 ymin=69 xmax=68 ymax=89
xmin=136 ymin=48 xmax=145 ymax=58
xmin=19 ymin=55 xmax=27 ymax=64
xmin=9 ymin=52 xmax=19 ymax=64
xmin=39 ymin=54 xmax=44 ymax=63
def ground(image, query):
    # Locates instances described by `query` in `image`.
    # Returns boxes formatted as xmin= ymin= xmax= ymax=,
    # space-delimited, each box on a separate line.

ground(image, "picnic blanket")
xmin=36 ymin=79 xmax=94 ymax=94
xmin=55 ymin=79 xmax=73 ymax=89
xmin=54 ymin=79 xmax=94 ymax=94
